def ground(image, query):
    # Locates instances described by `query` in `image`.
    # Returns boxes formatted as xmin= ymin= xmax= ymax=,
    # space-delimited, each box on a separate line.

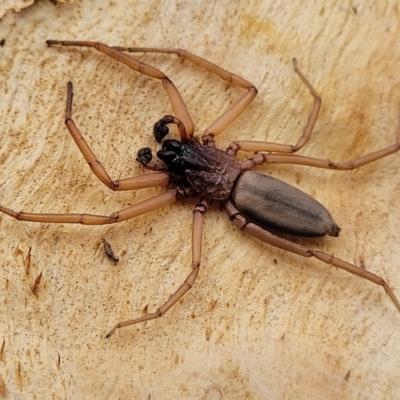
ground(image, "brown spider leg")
xmin=65 ymin=81 xmax=170 ymax=189
xmin=241 ymin=145 xmax=400 ymax=170
xmin=239 ymin=105 xmax=400 ymax=170
xmin=110 ymin=46 xmax=258 ymax=143
xmin=0 ymin=190 xmax=177 ymax=225
xmin=105 ymin=197 xmax=211 ymax=338
xmin=228 ymin=58 xmax=321 ymax=156
xmin=224 ymin=200 xmax=400 ymax=313
xmin=46 ymin=40 xmax=194 ymax=138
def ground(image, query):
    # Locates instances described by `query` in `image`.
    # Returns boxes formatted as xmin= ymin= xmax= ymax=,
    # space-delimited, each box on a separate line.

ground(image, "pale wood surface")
xmin=0 ymin=1 xmax=400 ymax=399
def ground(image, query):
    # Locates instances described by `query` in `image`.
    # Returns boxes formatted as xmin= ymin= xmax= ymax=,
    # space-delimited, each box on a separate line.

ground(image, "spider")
xmin=1 ymin=40 xmax=399 ymax=338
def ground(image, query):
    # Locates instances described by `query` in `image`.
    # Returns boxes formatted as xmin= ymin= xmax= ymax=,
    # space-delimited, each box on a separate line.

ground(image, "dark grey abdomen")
xmin=231 ymin=172 xmax=340 ymax=237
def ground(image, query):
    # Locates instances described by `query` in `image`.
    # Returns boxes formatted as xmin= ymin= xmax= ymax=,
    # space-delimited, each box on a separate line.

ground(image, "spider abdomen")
xmin=231 ymin=171 xmax=340 ymax=237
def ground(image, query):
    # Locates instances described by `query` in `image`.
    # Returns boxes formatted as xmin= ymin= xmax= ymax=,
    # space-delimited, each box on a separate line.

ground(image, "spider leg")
xmin=105 ymin=197 xmax=211 ymax=338
xmin=110 ymin=46 xmax=258 ymax=142
xmin=0 ymin=191 xmax=176 ymax=225
xmin=224 ymin=200 xmax=400 ymax=314
xmin=228 ymin=58 xmax=321 ymax=156
xmin=46 ymin=40 xmax=194 ymax=138
xmin=65 ymin=81 xmax=169 ymax=190
xmin=239 ymin=104 xmax=400 ymax=170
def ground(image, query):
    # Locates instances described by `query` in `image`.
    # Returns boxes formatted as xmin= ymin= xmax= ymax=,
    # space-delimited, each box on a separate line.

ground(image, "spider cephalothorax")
xmin=139 ymin=125 xmax=242 ymax=200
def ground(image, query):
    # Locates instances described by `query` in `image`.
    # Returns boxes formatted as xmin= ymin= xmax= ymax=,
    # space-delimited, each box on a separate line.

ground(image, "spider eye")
xmin=153 ymin=119 xmax=169 ymax=143
xmin=136 ymin=147 xmax=153 ymax=166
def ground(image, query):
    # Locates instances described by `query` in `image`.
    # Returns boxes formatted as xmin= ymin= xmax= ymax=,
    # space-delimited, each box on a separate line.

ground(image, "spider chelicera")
xmin=1 ymin=40 xmax=399 ymax=338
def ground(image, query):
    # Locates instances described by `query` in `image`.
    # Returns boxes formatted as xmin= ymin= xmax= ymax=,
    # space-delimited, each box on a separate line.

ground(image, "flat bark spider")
xmin=1 ymin=41 xmax=399 ymax=338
